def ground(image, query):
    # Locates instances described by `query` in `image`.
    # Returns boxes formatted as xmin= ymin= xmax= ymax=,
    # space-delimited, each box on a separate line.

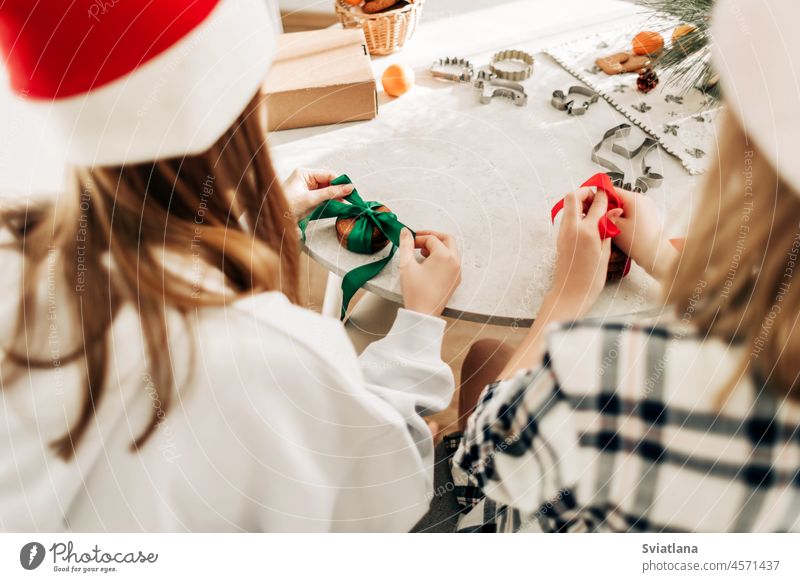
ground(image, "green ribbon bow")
xmin=298 ymin=175 xmax=412 ymax=319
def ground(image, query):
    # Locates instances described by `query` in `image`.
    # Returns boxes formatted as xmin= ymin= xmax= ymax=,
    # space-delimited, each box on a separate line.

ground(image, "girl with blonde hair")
xmin=450 ymin=0 xmax=800 ymax=532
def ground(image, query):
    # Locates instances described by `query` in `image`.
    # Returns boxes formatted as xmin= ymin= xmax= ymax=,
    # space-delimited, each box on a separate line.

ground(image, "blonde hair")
xmin=1 ymin=93 xmax=300 ymax=460
xmin=666 ymin=110 xmax=800 ymax=402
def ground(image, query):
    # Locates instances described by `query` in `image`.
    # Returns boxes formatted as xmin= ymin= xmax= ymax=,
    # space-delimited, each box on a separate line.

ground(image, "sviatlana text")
xmin=642 ymin=543 xmax=699 ymax=554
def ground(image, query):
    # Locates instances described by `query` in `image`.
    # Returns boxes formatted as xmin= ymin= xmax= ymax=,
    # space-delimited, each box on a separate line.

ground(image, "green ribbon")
xmin=298 ymin=175 xmax=412 ymax=319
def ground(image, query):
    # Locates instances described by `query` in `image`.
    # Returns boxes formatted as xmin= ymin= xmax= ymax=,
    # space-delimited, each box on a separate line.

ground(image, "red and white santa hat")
xmin=712 ymin=0 xmax=800 ymax=191
xmin=0 ymin=0 xmax=275 ymax=167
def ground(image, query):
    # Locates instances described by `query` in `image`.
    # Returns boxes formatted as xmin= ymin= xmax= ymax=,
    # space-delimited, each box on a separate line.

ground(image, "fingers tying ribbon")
xmin=298 ymin=175 xmax=413 ymax=319
xmin=551 ymin=173 xmax=622 ymax=238
xmin=551 ymin=172 xmax=631 ymax=277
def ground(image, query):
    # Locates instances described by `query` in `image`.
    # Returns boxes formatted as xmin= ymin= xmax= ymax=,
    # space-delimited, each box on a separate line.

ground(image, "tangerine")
xmin=381 ymin=64 xmax=415 ymax=97
xmin=632 ymin=31 xmax=664 ymax=56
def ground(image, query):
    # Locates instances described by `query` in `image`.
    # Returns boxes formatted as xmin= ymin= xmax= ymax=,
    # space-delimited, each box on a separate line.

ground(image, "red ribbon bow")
xmin=550 ymin=172 xmax=631 ymax=276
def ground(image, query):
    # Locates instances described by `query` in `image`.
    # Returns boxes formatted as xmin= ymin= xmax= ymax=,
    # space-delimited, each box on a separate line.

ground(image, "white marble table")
xmin=270 ymin=0 xmax=706 ymax=325
xmin=0 ymin=0 xmax=706 ymax=326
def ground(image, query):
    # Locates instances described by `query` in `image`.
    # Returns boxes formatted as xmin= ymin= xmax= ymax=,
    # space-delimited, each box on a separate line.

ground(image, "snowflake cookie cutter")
xmin=550 ymin=86 xmax=599 ymax=116
xmin=430 ymin=57 xmax=475 ymax=83
xmin=592 ymin=124 xmax=664 ymax=193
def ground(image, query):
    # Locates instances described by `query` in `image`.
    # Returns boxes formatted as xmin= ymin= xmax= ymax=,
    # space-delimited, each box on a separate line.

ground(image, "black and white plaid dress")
xmin=450 ymin=320 xmax=800 ymax=532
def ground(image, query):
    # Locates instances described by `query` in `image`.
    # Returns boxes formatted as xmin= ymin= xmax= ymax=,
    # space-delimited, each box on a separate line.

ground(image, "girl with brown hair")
xmin=448 ymin=0 xmax=800 ymax=532
xmin=0 ymin=0 xmax=461 ymax=531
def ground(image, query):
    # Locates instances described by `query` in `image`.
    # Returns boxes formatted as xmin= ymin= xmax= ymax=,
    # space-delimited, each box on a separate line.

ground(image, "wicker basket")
xmin=334 ymin=0 xmax=425 ymax=56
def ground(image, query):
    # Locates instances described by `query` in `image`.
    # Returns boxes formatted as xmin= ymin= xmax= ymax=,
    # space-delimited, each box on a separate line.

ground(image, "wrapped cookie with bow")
xmin=299 ymin=175 xmax=413 ymax=318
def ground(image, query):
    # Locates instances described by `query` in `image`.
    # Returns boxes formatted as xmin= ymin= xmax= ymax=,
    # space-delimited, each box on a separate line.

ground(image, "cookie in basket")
xmin=363 ymin=0 xmax=400 ymax=13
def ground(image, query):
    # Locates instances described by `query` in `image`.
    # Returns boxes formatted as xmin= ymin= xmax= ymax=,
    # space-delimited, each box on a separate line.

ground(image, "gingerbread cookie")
xmin=363 ymin=0 xmax=399 ymax=14
xmin=596 ymin=52 xmax=651 ymax=75
xmin=596 ymin=52 xmax=629 ymax=75
xmin=622 ymin=54 xmax=651 ymax=73
xmin=335 ymin=205 xmax=392 ymax=253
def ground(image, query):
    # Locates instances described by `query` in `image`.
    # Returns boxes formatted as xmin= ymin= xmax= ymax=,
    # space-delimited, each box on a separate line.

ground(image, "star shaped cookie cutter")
xmin=474 ymin=70 xmax=528 ymax=106
xmin=592 ymin=124 xmax=664 ymax=193
xmin=430 ymin=57 xmax=475 ymax=83
xmin=551 ymin=86 xmax=599 ymax=116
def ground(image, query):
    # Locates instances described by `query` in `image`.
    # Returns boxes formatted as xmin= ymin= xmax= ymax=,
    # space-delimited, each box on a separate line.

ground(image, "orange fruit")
xmin=343 ymin=0 xmax=362 ymax=6
xmin=672 ymin=24 xmax=696 ymax=52
xmin=381 ymin=64 xmax=414 ymax=97
xmin=632 ymin=31 xmax=664 ymax=56
xmin=672 ymin=23 xmax=696 ymax=43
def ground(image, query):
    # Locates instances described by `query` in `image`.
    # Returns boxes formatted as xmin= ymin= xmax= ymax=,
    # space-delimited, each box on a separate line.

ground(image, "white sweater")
xmin=0 ymin=250 xmax=454 ymax=532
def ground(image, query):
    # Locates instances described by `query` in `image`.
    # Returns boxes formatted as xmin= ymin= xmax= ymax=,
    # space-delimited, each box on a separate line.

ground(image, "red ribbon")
xmin=550 ymin=172 xmax=631 ymax=276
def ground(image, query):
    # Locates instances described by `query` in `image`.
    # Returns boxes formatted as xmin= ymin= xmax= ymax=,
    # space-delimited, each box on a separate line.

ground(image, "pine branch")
xmin=633 ymin=0 xmax=717 ymax=99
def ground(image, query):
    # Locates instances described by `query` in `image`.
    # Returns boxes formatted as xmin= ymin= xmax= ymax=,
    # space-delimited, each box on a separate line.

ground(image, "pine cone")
xmin=636 ymin=68 xmax=659 ymax=94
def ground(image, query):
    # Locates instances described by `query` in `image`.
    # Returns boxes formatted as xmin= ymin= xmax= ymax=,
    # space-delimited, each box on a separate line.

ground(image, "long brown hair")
xmin=666 ymin=110 xmax=800 ymax=403
xmin=1 ymin=92 xmax=300 ymax=460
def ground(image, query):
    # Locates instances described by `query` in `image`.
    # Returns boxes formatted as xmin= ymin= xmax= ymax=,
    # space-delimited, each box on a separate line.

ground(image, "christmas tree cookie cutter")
xmin=430 ymin=57 xmax=475 ymax=83
xmin=489 ymin=49 xmax=535 ymax=81
xmin=592 ymin=124 xmax=663 ymax=193
xmin=550 ymin=86 xmax=599 ymax=116
xmin=474 ymin=70 xmax=528 ymax=106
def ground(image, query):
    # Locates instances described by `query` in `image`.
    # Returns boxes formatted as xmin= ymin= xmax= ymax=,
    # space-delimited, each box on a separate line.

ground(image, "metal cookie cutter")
xmin=489 ymin=49 xmax=535 ymax=81
xmin=430 ymin=57 xmax=474 ymax=83
xmin=474 ymin=72 xmax=528 ymax=106
xmin=473 ymin=68 xmax=499 ymax=88
xmin=551 ymin=86 xmax=599 ymax=116
xmin=592 ymin=124 xmax=664 ymax=193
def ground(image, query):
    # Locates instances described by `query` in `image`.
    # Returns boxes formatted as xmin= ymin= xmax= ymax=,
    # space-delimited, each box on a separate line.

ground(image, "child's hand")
xmin=399 ymin=229 xmax=461 ymax=317
xmin=606 ymin=188 xmax=678 ymax=281
xmin=549 ymin=187 xmax=613 ymax=316
xmin=498 ymin=189 xmax=611 ymax=378
xmin=283 ymin=168 xmax=354 ymax=219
